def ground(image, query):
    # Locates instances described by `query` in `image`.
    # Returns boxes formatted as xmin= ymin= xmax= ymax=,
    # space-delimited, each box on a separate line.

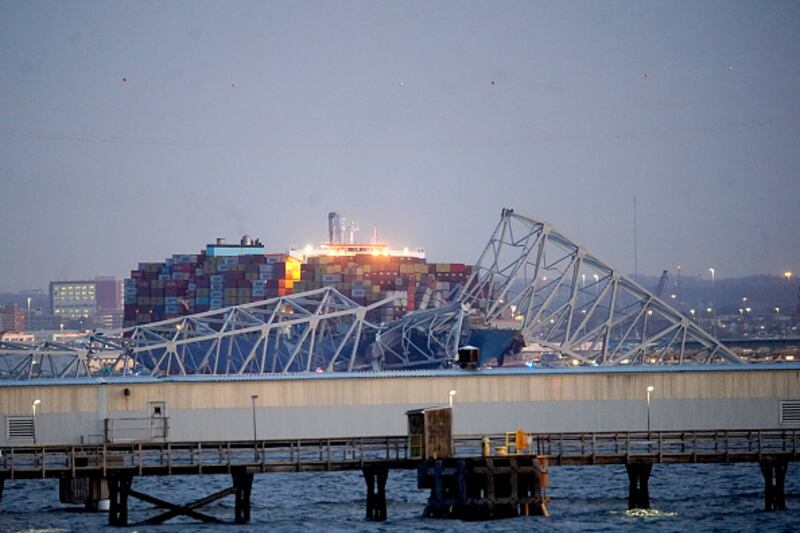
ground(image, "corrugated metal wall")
xmin=1 ymin=368 xmax=798 ymax=445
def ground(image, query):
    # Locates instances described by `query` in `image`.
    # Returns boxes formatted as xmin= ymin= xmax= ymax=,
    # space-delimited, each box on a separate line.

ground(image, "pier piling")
xmin=107 ymin=472 xmax=131 ymax=526
xmin=625 ymin=463 xmax=652 ymax=510
xmin=418 ymin=456 xmax=546 ymax=519
xmin=760 ymin=458 xmax=788 ymax=511
xmin=363 ymin=466 xmax=388 ymax=521
xmin=233 ymin=468 xmax=254 ymax=523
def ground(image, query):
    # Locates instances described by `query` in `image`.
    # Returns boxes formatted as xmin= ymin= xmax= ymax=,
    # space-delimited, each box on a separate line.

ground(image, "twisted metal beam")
xmin=367 ymin=302 xmax=467 ymax=370
xmin=458 ymin=209 xmax=741 ymax=365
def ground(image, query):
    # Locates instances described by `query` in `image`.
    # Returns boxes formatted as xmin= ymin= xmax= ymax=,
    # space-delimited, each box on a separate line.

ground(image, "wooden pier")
xmin=1 ymin=429 xmax=797 ymax=524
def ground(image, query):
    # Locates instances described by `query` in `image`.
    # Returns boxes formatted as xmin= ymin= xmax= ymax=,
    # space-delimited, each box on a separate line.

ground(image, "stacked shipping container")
xmin=123 ymin=251 xmax=301 ymax=327
xmin=124 ymin=241 xmax=470 ymax=327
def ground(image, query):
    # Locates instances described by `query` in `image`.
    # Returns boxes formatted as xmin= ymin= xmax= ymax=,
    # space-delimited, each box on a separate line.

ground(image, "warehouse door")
xmin=147 ymin=401 xmax=168 ymax=440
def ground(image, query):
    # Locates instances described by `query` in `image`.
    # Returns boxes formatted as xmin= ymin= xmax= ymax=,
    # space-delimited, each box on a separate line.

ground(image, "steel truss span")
xmin=0 ymin=209 xmax=741 ymax=380
xmin=0 ymin=288 xmax=398 ymax=379
xmin=457 ymin=209 xmax=741 ymax=365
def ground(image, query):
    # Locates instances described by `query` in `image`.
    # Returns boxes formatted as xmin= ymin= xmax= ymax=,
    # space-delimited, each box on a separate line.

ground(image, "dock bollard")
xmin=482 ymin=436 xmax=491 ymax=457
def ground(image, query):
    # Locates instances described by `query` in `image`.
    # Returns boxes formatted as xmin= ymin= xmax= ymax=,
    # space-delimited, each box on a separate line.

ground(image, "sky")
xmin=1 ymin=1 xmax=799 ymax=292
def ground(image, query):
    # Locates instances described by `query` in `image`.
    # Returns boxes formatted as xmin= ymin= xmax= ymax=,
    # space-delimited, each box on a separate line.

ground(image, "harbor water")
xmin=1 ymin=463 xmax=798 ymax=532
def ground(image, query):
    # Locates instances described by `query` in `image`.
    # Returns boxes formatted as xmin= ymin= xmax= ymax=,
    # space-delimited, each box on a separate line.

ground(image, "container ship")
xmin=123 ymin=212 xmax=472 ymax=328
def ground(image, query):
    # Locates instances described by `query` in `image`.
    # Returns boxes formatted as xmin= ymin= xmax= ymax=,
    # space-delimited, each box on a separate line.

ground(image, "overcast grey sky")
xmin=1 ymin=1 xmax=799 ymax=291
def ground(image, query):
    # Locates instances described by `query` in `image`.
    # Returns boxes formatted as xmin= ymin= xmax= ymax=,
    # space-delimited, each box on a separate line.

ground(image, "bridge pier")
xmin=625 ymin=463 xmax=652 ymax=510
xmin=363 ymin=465 xmax=388 ymax=521
xmin=106 ymin=468 xmax=255 ymax=526
xmin=233 ymin=468 xmax=254 ymax=523
xmin=760 ymin=458 xmax=788 ymax=511
xmin=418 ymin=456 xmax=547 ymax=519
xmin=107 ymin=472 xmax=132 ymax=526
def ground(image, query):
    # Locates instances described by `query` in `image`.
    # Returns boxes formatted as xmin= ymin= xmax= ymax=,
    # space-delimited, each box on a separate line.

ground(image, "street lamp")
xmin=645 ymin=386 xmax=654 ymax=432
xmin=708 ymin=268 xmax=716 ymax=336
xmin=448 ymin=390 xmax=457 ymax=407
xmin=32 ymin=399 xmax=41 ymax=444
xmin=250 ymin=395 xmax=259 ymax=442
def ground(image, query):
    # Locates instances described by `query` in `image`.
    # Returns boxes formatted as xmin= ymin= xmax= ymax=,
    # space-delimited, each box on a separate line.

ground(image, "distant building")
xmin=0 ymin=304 xmax=25 ymax=332
xmin=49 ymin=277 xmax=124 ymax=329
xmin=95 ymin=276 xmax=124 ymax=329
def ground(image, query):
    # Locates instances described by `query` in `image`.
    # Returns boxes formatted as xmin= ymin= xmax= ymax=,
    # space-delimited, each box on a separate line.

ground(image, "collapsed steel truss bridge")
xmin=0 ymin=209 xmax=740 ymax=379
xmin=457 ymin=209 xmax=740 ymax=365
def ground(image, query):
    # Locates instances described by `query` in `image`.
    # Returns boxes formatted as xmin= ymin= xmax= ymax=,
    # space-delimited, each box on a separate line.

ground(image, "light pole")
xmin=250 ymin=394 xmax=259 ymax=461
xmin=448 ymin=390 xmax=457 ymax=407
xmin=250 ymin=395 xmax=258 ymax=442
xmin=645 ymin=386 xmax=654 ymax=432
xmin=708 ymin=268 xmax=716 ymax=336
xmin=32 ymin=399 xmax=41 ymax=444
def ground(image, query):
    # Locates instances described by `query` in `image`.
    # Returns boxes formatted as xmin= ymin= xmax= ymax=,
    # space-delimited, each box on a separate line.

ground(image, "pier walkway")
xmin=1 ymin=429 xmax=796 ymax=524
xmin=2 ymin=429 xmax=796 ymax=479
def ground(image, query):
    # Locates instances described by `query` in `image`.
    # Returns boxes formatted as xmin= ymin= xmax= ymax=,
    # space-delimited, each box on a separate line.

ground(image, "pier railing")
xmin=458 ymin=429 xmax=800 ymax=465
xmin=0 ymin=436 xmax=412 ymax=479
xmin=1 ymin=429 xmax=798 ymax=479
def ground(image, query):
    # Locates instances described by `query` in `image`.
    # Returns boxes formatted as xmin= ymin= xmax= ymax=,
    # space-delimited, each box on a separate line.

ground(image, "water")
xmin=1 ymin=463 xmax=798 ymax=532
